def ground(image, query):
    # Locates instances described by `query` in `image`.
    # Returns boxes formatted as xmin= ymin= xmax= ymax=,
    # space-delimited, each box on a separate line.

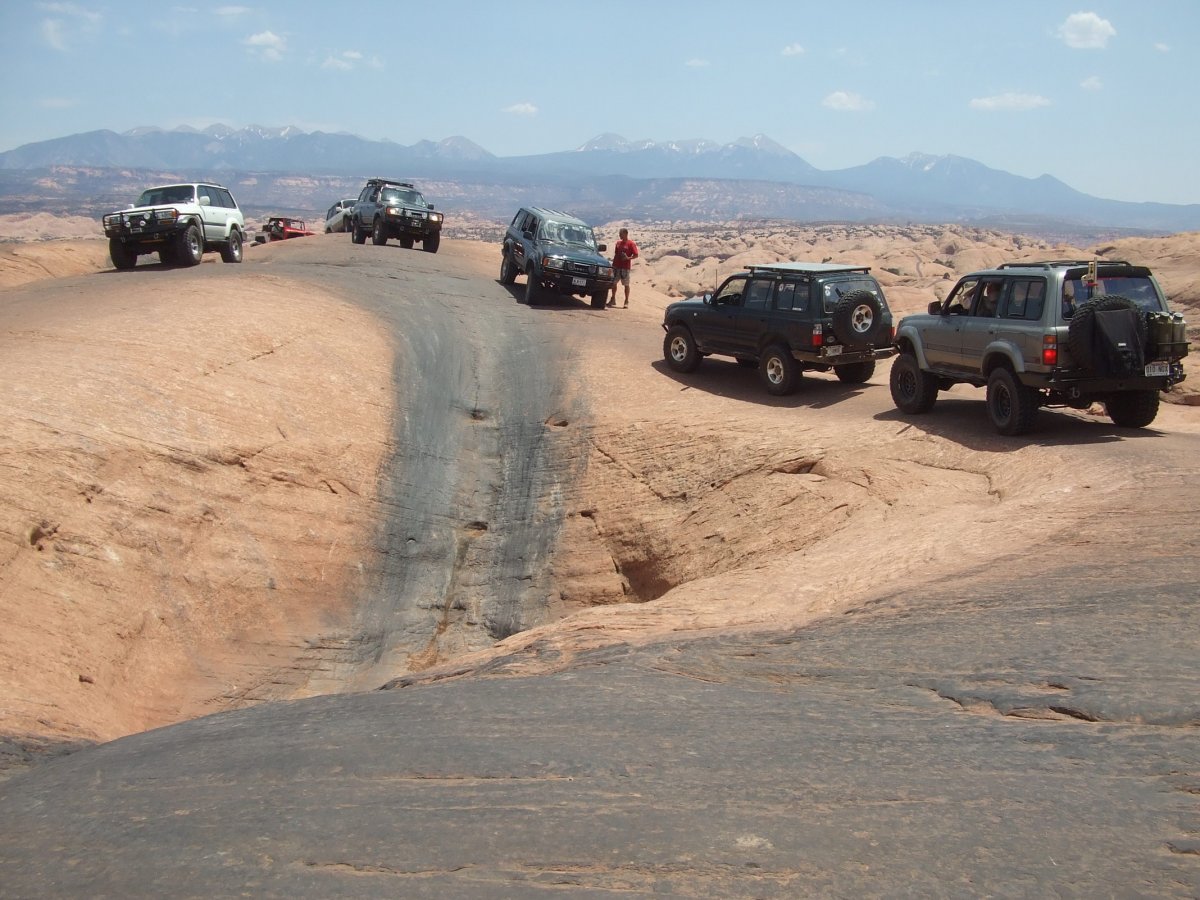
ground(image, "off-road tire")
xmin=591 ymin=290 xmax=608 ymax=309
xmin=986 ymin=367 xmax=1038 ymax=435
xmin=351 ymin=218 xmax=367 ymax=244
xmin=499 ymin=251 xmax=517 ymax=285
xmin=158 ymin=247 xmax=175 ymax=266
xmin=832 ymin=290 xmax=887 ymax=349
xmin=835 ymin=360 xmax=876 ymax=384
xmin=759 ymin=344 xmax=800 ymax=395
xmin=890 ymin=352 xmax=938 ymax=413
xmin=109 ymin=238 xmax=136 ymax=270
xmin=399 ymin=237 xmax=414 ymax=250
xmin=423 ymin=233 xmax=440 ymax=254
xmin=1105 ymin=390 xmax=1160 ymax=428
xmin=175 ymin=223 xmax=203 ymax=267
xmin=1066 ymin=295 xmax=1140 ymax=372
xmin=220 ymin=229 xmax=243 ymax=263
xmin=372 ymin=218 xmax=388 ymax=246
xmin=524 ymin=270 xmax=541 ymax=306
xmin=663 ymin=325 xmax=701 ymax=373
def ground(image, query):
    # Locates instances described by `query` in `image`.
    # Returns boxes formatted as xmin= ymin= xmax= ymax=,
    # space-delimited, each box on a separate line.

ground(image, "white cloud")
xmin=969 ymin=92 xmax=1052 ymax=111
xmin=39 ymin=97 xmax=78 ymax=109
xmin=685 ymin=58 xmax=710 ymax=68
xmin=1057 ymin=12 xmax=1116 ymax=49
xmin=1080 ymin=75 xmax=1102 ymax=91
xmin=782 ymin=43 xmax=805 ymax=57
xmin=215 ymin=5 xmax=250 ymax=15
xmin=1154 ymin=42 xmax=1170 ymax=52
xmin=322 ymin=50 xmax=365 ymax=71
xmin=37 ymin=1 xmax=101 ymax=51
xmin=822 ymin=91 xmax=874 ymax=112
xmin=245 ymin=30 xmax=286 ymax=62
xmin=503 ymin=102 xmax=538 ymax=117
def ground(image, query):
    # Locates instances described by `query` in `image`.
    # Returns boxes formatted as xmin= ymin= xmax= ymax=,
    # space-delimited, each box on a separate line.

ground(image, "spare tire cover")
xmin=1067 ymin=295 xmax=1142 ymax=373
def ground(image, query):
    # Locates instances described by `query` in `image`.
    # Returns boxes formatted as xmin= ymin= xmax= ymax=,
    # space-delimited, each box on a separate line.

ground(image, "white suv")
xmin=103 ymin=182 xmax=246 ymax=269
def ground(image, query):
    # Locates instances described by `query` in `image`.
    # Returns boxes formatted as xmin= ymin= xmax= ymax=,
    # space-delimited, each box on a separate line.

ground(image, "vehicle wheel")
xmin=835 ymin=360 xmax=876 ymax=383
xmin=423 ymin=233 xmax=440 ymax=253
xmin=220 ymin=229 xmax=243 ymax=263
xmin=591 ymin=290 xmax=608 ymax=309
xmin=175 ymin=223 xmax=203 ymax=267
xmin=372 ymin=218 xmax=388 ymax=246
xmin=499 ymin=251 xmax=517 ymax=285
xmin=889 ymin=352 xmax=938 ymax=413
xmin=736 ymin=358 xmax=757 ymax=368
xmin=109 ymin=238 xmax=136 ymax=270
xmin=524 ymin=270 xmax=541 ymax=305
xmin=759 ymin=344 xmax=800 ymax=395
xmin=663 ymin=324 xmax=701 ymax=373
xmin=1066 ymin=295 xmax=1140 ymax=372
xmin=397 ymin=236 xmax=413 ymax=250
xmin=832 ymin=290 xmax=887 ymax=348
xmin=1105 ymin=390 xmax=1160 ymax=428
xmin=158 ymin=246 xmax=176 ymax=266
xmin=351 ymin=218 xmax=366 ymax=244
xmin=325 ymin=226 xmax=332 ymax=234
xmin=986 ymin=367 xmax=1038 ymax=435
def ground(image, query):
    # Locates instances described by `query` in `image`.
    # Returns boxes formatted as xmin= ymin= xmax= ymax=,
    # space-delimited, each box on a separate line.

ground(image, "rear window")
xmin=1003 ymin=279 xmax=1046 ymax=321
xmin=821 ymin=278 xmax=884 ymax=314
xmin=1062 ymin=273 xmax=1164 ymax=317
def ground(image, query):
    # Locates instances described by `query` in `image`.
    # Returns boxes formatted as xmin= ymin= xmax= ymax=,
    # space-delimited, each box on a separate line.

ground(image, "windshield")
xmin=136 ymin=185 xmax=196 ymax=206
xmin=381 ymin=188 xmax=425 ymax=206
xmin=821 ymin=278 xmax=884 ymax=313
xmin=1061 ymin=274 xmax=1164 ymax=317
xmin=541 ymin=221 xmax=597 ymax=248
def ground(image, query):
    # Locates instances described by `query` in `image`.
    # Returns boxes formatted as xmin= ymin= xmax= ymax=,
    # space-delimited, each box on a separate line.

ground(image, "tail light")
xmin=1042 ymin=335 xmax=1058 ymax=366
xmin=812 ymin=324 xmax=823 ymax=347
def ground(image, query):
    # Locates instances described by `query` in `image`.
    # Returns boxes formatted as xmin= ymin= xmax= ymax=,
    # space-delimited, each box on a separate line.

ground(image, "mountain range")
xmin=2 ymin=124 xmax=1197 ymax=235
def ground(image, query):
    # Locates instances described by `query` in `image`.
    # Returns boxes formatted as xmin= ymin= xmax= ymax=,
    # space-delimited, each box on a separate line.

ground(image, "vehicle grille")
xmin=567 ymin=261 xmax=595 ymax=275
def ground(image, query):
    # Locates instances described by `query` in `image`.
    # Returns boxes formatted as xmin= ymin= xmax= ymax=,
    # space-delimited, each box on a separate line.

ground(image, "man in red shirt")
xmin=608 ymin=227 xmax=639 ymax=308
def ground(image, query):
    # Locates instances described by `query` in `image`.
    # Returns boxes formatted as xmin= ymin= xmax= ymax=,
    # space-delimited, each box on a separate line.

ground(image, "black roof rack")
xmin=744 ymin=262 xmax=871 ymax=275
xmin=996 ymin=259 xmax=1133 ymax=269
xmin=366 ymin=177 xmax=416 ymax=188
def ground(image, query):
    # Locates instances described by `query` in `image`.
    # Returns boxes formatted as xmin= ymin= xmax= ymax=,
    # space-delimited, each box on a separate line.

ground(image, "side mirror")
xmin=199 ymin=195 xmax=211 ymax=206
xmin=928 ymin=300 xmax=942 ymax=315
xmin=427 ymin=204 xmax=435 ymax=210
xmin=597 ymin=243 xmax=607 ymax=253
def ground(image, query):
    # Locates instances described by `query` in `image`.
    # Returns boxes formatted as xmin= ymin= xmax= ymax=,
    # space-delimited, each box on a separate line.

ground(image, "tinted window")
xmin=713 ymin=276 xmax=748 ymax=307
xmin=776 ymin=280 xmax=808 ymax=311
xmin=1062 ymin=274 xmax=1164 ymax=315
xmin=1004 ymin=279 xmax=1046 ymax=320
xmin=744 ymin=278 xmax=773 ymax=310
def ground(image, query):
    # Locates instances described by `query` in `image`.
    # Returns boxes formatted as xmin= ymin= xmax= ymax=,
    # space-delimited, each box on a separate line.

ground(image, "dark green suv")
xmin=499 ymin=207 xmax=614 ymax=308
xmin=662 ymin=262 xmax=895 ymax=395
xmin=891 ymin=259 xmax=1189 ymax=434
xmin=349 ymin=178 xmax=443 ymax=252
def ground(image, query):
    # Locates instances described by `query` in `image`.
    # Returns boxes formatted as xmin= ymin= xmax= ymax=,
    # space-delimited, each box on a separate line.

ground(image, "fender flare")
xmin=894 ymin=326 xmax=931 ymax=369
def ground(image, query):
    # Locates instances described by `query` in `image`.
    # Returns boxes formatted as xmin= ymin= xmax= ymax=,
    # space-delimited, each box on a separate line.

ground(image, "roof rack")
xmin=367 ymin=177 xmax=415 ymax=188
xmin=745 ymin=262 xmax=871 ymax=275
xmin=996 ymin=259 xmax=1133 ymax=269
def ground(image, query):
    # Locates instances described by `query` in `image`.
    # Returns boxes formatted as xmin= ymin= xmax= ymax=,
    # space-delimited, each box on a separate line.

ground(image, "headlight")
xmin=543 ymin=256 xmax=566 ymax=271
xmin=103 ymin=214 xmax=121 ymax=227
xmin=600 ymin=266 xmax=613 ymax=278
xmin=154 ymin=208 xmax=178 ymax=222
xmin=429 ymin=212 xmax=443 ymax=223
xmin=386 ymin=207 xmax=402 ymax=217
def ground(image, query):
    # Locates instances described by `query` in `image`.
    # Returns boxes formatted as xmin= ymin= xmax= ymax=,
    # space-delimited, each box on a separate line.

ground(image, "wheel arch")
xmin=893 ymin=328 xmax=930 ymax=368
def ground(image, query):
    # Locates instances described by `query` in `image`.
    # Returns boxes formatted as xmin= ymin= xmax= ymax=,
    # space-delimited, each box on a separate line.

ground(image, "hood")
xmin=543 ymin=242 xmax=609 ymax=265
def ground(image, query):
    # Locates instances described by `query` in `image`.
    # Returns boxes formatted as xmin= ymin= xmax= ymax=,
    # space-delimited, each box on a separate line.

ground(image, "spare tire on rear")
xmin=832 ymin=290 xmax=887 ymax=348
xmin=1067 ymin=295 xmax=1144 ymax=374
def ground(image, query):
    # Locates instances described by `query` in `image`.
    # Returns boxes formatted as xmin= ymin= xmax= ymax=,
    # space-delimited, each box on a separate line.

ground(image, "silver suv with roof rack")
xmin=662 ymin=262 xmax=895 ymax=395
xmin=890 ymin=259 xmax=1189 ymax=434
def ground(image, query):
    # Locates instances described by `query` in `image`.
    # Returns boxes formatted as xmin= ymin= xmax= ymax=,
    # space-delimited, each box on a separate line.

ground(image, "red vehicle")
xmin=255 ymin=217 xmax=316 ymax=243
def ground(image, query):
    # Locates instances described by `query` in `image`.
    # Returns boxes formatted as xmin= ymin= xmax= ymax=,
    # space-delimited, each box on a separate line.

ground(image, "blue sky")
xmin=2 ymin=1 xmax=1197 ymax=205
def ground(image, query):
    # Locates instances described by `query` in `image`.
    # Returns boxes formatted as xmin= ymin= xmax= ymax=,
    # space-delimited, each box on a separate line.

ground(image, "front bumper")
xmin=541 ymin=271 xmax=613 ymax=296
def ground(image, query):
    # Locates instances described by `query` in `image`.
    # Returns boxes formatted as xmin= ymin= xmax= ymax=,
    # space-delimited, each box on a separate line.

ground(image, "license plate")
xmin=824 ymin=344 xmax=842 ymax=357
xmin=1145 ymin=361 xmax=1169 ymax=376
xmin=572 ymin=277 xmax=586 ymax=287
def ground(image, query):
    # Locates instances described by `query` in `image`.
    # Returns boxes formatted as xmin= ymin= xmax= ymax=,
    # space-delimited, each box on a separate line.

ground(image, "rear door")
xmin=732 ymin=277 xmax=778 ymax=352
xmin=197 ymin=185 xmax=226 ymax=242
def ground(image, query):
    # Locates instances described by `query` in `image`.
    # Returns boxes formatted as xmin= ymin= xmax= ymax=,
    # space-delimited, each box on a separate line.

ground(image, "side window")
xmin=744 ymin=278 xmax=773 ymax=310
xmin=776 ymin=280 xmax=809 ymax=312
xmin=945 ymin=278 xmax=979 ymax=315
xmin=219 ymin=189 xmax=236 ymax=209
xmin=1004 ymin=279 xmax=1046 ymax=321
xmin=358 ymin=187 xmax=372 ymax=203
xmin=511 ymin=210 xmax=525 ymax=228
xmin=975 ymin=280 xmax=1003 ymax=318
xmin=713 ymin=276 xmax=748 ymax=307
